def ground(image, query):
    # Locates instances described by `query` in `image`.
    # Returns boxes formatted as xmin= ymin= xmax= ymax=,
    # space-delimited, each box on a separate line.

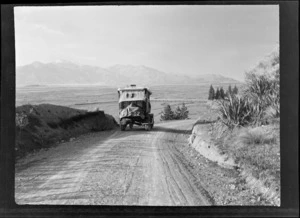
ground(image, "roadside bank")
xmin=188 ymin=121 xmax=280 ymax=206
xmin=16 ymin=104 xmax=118 ymax=158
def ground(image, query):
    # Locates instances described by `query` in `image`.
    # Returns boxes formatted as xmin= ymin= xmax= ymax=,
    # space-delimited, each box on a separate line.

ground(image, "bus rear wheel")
xmin=120 ymin=124 xmax=126 ymax=131
xmin=145 ymin=124 xmax=151 ymax=131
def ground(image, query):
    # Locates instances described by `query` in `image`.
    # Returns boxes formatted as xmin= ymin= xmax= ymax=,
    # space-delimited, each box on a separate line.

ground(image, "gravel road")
xmin=15 ymin=120 xmax=213 ymax=206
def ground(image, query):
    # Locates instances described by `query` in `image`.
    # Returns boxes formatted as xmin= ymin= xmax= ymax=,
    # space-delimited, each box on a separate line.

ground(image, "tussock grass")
xmin=213 ymin=124 xmax=280 ymax=189
xmin=238 ymin=127 xmax=277 ymax=145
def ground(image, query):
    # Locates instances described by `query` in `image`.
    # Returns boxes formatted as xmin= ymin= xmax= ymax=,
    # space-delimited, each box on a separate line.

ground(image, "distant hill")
xmin=16 ymin=61 xmax=112 ymax=86
xmin=16 ymin=61 xmax=241 ymax=87
xmin=106 ymin=65 xmax=196 ymax=86
xmin=192 ymin=73 xmax=240 ymax=84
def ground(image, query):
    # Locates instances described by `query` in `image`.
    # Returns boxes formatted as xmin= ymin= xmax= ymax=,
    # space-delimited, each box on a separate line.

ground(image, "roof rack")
xmin=117 ymin=85 xmax=152 ymax=95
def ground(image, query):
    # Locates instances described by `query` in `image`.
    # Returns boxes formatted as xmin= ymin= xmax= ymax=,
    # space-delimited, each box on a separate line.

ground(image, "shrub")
xmin=243 ymin=71 xmax=279 ymax=125
xmin=160 ymin=104 xmax=174 ymax=121
xmin=214 ymin=45 xmax=279 ymax=129
xmin=173 ymin=105 xmax=182 ymax=120
xmin=174 ymin=103 xmax=189 ymax=120
xmin=160 ymin=103 xmax=189 ymax=121
xmin=244 ymin=45 xmax=280 ymax=122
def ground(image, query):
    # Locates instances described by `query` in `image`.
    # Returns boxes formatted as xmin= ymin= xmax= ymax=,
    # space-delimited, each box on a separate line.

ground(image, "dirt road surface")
xmin=15 ymin=120 xmax=213 ymax=206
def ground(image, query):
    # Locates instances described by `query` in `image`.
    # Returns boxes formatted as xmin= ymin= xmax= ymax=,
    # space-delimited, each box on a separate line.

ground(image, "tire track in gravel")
xmin=15 ymin=120 xmax=213 ymax=205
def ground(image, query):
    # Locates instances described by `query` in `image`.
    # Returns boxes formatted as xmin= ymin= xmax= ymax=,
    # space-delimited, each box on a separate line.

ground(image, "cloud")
xmin=33 ymin=24 xmax=65 ymax=37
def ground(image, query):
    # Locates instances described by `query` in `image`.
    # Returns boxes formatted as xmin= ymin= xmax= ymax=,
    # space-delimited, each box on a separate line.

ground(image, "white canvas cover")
xmin=119 ymin=103 xmax=145 ymax=119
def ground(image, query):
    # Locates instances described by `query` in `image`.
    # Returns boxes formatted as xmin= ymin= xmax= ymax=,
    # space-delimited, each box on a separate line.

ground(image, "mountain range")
xmin=16 ymin=61 xmax=240 ymax=87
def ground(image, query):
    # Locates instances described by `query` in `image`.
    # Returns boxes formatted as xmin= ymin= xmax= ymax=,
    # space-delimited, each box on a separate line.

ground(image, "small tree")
xmin=160 ymin=104 xmax=174 ymax=121
xmin=225 ymin=85 xmax=232 ymax=98
xmin=179 ymin=103 xmax=189 ymax=119
xmin=208 ymin=85 xmax=215 ymax=100
xmin=215 ymin=88 xmax=220 ymax=99
xmin=174 ymin=105 xmax=182 ymax=120
xmin=233 ymin=85 xmax=238 ymax=94
xmin=225 ymin=90 xmax=229 ymax=98
xmin=220 ymin=87 xmax=225 ymax=99
xmin=228 ymin=85 xmax=232 ymax=94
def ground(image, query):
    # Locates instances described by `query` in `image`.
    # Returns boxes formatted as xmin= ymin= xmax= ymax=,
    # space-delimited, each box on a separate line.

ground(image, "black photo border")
xmin=1 ymin=1 xmax=299 ymax=217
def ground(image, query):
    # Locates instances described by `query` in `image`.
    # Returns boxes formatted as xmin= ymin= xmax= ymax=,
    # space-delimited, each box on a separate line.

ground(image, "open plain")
xmin=16 ymin=84 xmax=227 ymax=122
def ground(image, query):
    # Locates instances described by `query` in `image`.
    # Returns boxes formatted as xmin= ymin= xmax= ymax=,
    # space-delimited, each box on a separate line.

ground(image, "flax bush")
xmin=214 ymin=45 xmax=279 ymax=129
xmin=215 ymin=94 xmax=254 ymax=129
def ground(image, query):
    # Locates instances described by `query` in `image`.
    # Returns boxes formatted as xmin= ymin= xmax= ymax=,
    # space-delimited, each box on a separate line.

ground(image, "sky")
xmin=14 ymin=5 xmax=279 ymax=81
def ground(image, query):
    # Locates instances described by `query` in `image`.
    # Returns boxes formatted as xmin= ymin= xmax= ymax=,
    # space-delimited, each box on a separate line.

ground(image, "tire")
xmin=144 ymin=124 xmax=150 ymax=131
xmin=150 ymin=117 xmax=154 ymax=130
xmin=120 ymin=124 xmax=126 ymax=131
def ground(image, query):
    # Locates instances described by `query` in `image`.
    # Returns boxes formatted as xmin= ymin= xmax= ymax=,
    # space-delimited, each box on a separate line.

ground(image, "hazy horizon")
xmin=14 ymin=5 xmax=279 ymax=81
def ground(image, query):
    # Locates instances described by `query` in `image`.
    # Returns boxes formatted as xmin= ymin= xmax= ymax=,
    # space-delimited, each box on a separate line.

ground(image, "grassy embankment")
xmin=16 ymin=104 xmax=118 ymax=158
xmin=192 ymin=46 xmax=280 ymax=205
